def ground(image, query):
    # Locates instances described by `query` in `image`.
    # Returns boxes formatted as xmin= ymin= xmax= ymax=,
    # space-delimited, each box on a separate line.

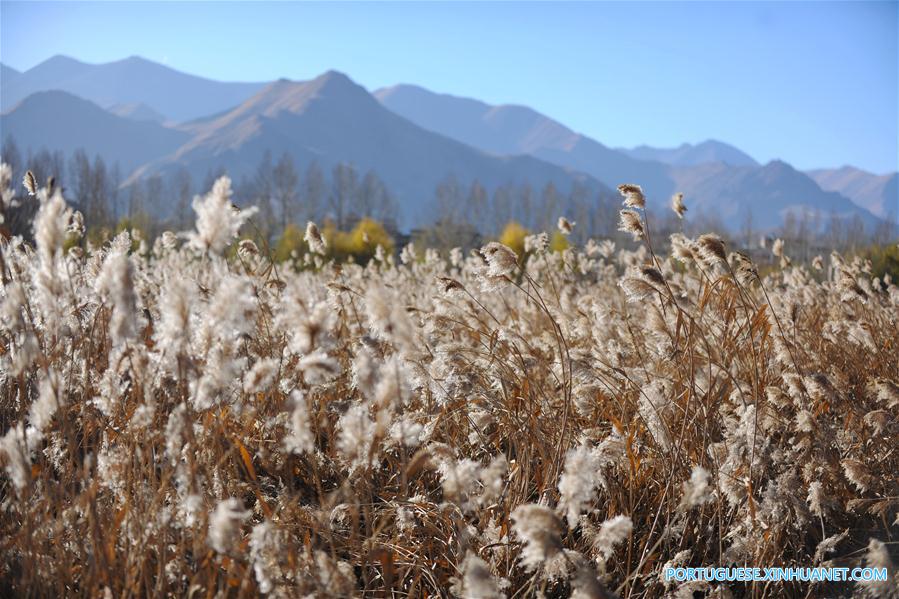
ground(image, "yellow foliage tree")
xmin=549 ymin=231 xmax=570 ymax=253
xmin=274 ymin=223 xmax=306 ymax=262
xmin=324 ymin=218 xmax=395 ymax=263
xmin=345 ymin=218 xmax=395 ymax=257
xmin=498 ymin=221 xmax=528 ymax=256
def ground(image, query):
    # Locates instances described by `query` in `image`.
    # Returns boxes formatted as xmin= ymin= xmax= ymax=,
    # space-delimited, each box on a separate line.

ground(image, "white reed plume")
xmin=558 ymin=217 xmax=575 ymax=235
xmin=283 ymin=390 xmax=315 ymax=454
xmin=671 ymin=192 xmax=687 ymax=218
xmin=558 ymin=442 xmax=604 ymax=527
xmin=593 ymin=514 xmax=633 ymax=561
xmin=453 ymin=551 xmax=504 ymax=599
xmin=188 ymin=176 xmax=258 ymax=254
xmin=304 ymin=221 xmax=327 ymax=255
xmin=617 ymin=183 xmax=645 ymax=208
xmin=208 ymin=498 xmax=251 ymax=553
xmin=680 ymin=465 xmax=713 ymax=509
xmin=511 ymin=504 xmax=563 ymax=572
xmin=617 ymin=209 xmax=644 ymax=241
xmin=480 ymin=242 xmax=518 ymax=277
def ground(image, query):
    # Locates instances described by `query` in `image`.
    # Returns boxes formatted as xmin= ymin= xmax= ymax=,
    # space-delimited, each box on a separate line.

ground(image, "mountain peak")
xmin=763 ymin=158 xmax=792 ymax=171
xmin=620 ymin=139 xmax=758 ymax=167
xmin=33 ymin=54 xmax=85 ymax=70
xmin=308 ymin=69 xmax=360 ymax=94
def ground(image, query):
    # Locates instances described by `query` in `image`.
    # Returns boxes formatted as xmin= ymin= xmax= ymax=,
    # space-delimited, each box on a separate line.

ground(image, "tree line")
xmin=2 ymin=137 xmax=895 ymax=260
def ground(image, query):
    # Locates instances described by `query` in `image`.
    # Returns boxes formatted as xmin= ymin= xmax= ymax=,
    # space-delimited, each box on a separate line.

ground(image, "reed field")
xmin=1 ymin=168 xmax=898 ymax=598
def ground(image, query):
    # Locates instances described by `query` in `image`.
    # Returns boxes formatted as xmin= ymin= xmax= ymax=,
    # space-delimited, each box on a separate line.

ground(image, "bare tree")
xmin=845 ymin=214 xmax=865 ymax=251
xmin=144 ymin=174 xmax=164 ymax=229
xmin=539 ymin=182 xmax=561 ymax=233
xmin=358 ymin=170 xmax=396 ymax=223
xmin=170 ymin=167 xmax=193 ymax=229
xmin=127 ymin=180 xmax=145 ymax=221
xmin=69 ymin=149 xmax=93 ymax=216
xmin=740 ymin=208 xmax=755 ymax=251
xmin=302 ymin=162 xmax=325 ymax=223
xmin=2 ymin=137 xmax=22 ymax=180
xmin=489 ymin=184 xmax=514 ymax=235
xmin=517 ymin=183 xmax=534 ymax=230
xmin=435 ymin=175 xmax=463 ymax=225
xmin=87 ymin=155 xmax=112 ymax=227
xmin=330 ymin=163 xmax=359 ymax=229
xmin=273 ymin=152 xmax=300 ymax=230
xmin=464 ymin=180 xmax=488 ymax=226
xmin=251 ymin=152 xmax=275 ymax=235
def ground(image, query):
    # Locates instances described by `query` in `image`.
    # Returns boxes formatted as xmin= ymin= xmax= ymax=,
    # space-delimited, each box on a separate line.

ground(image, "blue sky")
xmin=1 ymin=1 xmax=897 ymax=174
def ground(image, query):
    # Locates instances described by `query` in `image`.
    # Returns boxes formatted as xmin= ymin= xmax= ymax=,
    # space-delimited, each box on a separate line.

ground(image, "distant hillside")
xmin=377 ymin=82 xmax=884 ymax=232
xmin=107 ymin=102 xmax=167 ymax=124
xmin=375 ymin=84 xmax=677 ymax=203
xmin=619 ymin=140 xmax=759 ymax=167
xmin=1 ymin=55 xmax=265 ymax=122
xmin=132 ymin=72 xmax=611 ymax=227
xmin=807 ymin=166 xmax=898 ymax=222
xmin=1 ymin=90 xmax=189 ymax=173
xmin=1 ymin=64 xmax=21 ymax=88
xmin=668 ymin=160 xmax=883 ymax=230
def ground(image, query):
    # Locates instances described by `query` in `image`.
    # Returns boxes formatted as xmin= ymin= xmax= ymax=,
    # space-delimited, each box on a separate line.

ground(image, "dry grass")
xmin=1 ymin=174 xmax=898 ymax=598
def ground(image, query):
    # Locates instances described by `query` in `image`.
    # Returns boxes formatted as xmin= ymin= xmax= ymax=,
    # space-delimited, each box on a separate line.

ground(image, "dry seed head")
xmin=188 ymin=176 xmax=258 ymax=253
xmin=238 ymin=239 xmax=259 ymax=256
xmin=437 ymin=276 xmax=464 ymax=294
xmin=732 ymin=251 xmax=758 ymax=283
xmin=837 ymin=269 xmax=868 ymax=303
xmin=696 ymin=234 xmax=727 ymax=264
xmin=594 ymin=514 xmax=633 ymax=560
xmin=671 ymin=192 xmax=687 ymax=218
xmin=617 ymin=183 xmax=645 ymax=208
xmin=23 ymin=170 xmax=36 ymax=196
xmin=524 ymin=232 xmax=549 ymax=253
xmin=640 ymin=265 xmax=666 ymax=287
xmin=455 ymin=551 xmax=504 ymax=599
xmin=618 ymin=209 xmax=644 ymax=241
xmin=208 ymin=498 xmax=251 ymax=553
xmin=480 ymin=242 xmax=518 ymax=277
xmin=670 ymin=234 xmax=696 ymax=262
xmin=680 ymin=466 xmax=713 ymax=509
xmin=511 ymin=504 xmax=563 ymax=572
xmin=305 ymin=221 xmax=327 ymax=254
xmin=772 ymin=238 xmax=785 ymax=258
xmin=619 ymin=276 xmax=657 ymax=303
xmin=873 ymin=379 xmax=899 ymax=409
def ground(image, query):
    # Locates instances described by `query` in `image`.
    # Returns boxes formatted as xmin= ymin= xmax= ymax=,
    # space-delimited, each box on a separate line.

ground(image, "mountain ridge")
xmin=123 ymin=70 xmax=612 ymax=227
xmin=618 ymin=140 xmax=759 ymax=167
xmin=807 ymin=166 xmax=898 ymax=222
xmin=375 ymin=82 xmax=886 ymax=231
xmin=0 ymin=90 xmax=189 ymax=173
xmin=1 ymin=55 xmax=266 ymax=122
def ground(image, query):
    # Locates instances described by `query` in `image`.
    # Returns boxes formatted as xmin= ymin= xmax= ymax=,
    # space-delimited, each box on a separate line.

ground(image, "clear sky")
xmin=1 ymin=1 xmax=897 ymax=174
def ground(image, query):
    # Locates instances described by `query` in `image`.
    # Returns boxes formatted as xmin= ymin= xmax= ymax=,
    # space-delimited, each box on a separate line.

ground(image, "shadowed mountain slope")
xmin=133 ymin=72 xmax=611 ymax=227
xmin=1 ymin=90 xmax=189 ymax=173
xmin=807 ymin=166 xmax=898 ymax=222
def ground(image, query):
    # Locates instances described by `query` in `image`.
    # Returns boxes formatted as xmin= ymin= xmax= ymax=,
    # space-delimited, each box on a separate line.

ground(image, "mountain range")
xmin=129 ymin=72 xmax=605 ymax=226
xmin=807 ymin=166 xmax=898 ymax=222
xmin=2 ymin=55 xmax=265 ymax=122
xmin=1 ymin=55 xmax=896 ymax=231
xmin=616 ymin=141 xmax=758 ymax=168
